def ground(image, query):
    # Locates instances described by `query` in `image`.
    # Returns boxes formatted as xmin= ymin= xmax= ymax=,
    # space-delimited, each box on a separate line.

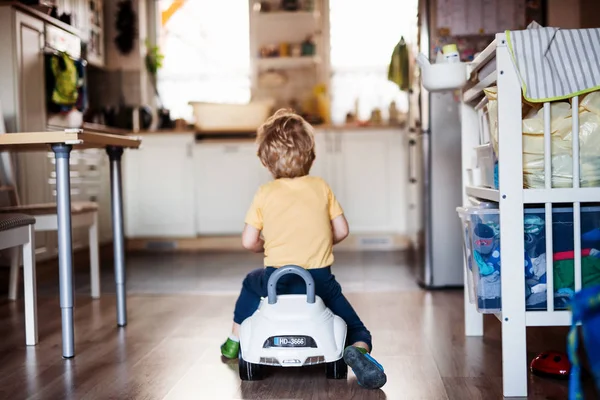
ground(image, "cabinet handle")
xmin=408 ymin=137 xmax=418 ymax=184
xmin=187 ymin=142 xmax=193 ymax=158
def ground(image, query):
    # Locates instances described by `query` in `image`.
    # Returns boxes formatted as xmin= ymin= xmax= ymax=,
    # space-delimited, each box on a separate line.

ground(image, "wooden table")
xmin=0 ymin=129 xmax=141 ymax=358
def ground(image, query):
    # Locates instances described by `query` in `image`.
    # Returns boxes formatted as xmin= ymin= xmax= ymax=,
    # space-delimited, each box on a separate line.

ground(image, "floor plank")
xmin=0 ymin=251 xmax=596 ymax=399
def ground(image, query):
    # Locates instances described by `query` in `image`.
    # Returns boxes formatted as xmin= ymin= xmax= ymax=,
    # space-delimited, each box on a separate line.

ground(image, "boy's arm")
xmin=242 ymin=224 xmax=264 ymax=253
xmin=326 ymin=181 xmax=348 ymax=245
xmin=331 ymin=214 xmax=349 ymax=245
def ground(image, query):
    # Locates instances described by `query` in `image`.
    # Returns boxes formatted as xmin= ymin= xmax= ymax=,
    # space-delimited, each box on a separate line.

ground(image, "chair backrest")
xmin=0 ymin=99 xmax=20 ymax=206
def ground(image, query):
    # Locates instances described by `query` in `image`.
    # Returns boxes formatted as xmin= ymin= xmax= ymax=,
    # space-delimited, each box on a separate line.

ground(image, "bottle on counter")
xmin=442 ymin=44 xmax=460 ymax=63
xmin=370 ymin=108 xmax=382 ymax=125
xmin=388 ymin=101 xmax=399 ymax=125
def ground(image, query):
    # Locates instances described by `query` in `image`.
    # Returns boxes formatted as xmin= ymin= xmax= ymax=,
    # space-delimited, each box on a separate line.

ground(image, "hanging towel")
xmin=50 ymin=52 xmax=79 ymax=106
xmin=388 ymin=36 xmax=410 ymax=91
xmin=506 ymin=21 xmax=600 ymax=102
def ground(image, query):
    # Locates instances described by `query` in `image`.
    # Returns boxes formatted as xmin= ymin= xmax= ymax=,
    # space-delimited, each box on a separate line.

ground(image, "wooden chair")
xmin=0 ymin=213 xmax=37 ymax=345
xmin=0 ymin=152 xmax=100 ymax=300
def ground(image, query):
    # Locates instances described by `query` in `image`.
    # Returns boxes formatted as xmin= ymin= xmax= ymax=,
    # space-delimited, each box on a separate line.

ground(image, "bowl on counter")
xmin=189 ymin=100 xmax=275 ymax=132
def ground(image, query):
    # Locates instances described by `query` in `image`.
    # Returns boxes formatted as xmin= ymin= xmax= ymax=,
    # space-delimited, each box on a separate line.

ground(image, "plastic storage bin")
xmin=457 ymin=202 xmax=498 ymax=304
xmin=468 ymin=207 xmax=546 ymax=313
xmin=465 ymin=206 xmax=600 ymax=313
xmin=550 ymin=207 xmax=600 ymax=310
xmin=456 ymin=207 xmax=476 ymax=304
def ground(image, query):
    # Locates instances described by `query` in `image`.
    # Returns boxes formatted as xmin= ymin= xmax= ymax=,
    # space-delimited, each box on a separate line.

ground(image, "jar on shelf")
xmin=291 ymin=43 xmax=302 ymax=57
xmin=301 ymin=36 xmax=316 ymax=56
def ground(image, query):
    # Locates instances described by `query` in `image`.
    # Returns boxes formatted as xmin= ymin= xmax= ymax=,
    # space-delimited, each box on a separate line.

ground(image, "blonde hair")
xmin=256 ymin=109 xmax=316 ymax=179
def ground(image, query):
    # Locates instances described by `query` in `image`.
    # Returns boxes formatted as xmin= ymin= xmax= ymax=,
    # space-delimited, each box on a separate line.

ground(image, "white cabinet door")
xmin=124 ymin=134 xmax=196 ymax=237
xmin=194 ymin=141 xmax=270 ymax=235
xmin=310 ymin=130 xmax=333 ymax=183
xmin=333 ymin=130 xmax=408 ymax=233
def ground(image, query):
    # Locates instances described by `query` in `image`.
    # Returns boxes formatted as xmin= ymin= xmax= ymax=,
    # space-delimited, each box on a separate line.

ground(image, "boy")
xmin=220 ymin=109 xmax=387 ymax=390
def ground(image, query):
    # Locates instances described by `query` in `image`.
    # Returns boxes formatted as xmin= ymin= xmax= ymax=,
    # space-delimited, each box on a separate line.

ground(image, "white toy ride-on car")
xmin=238 ymin=265 xmax=348 ymax=380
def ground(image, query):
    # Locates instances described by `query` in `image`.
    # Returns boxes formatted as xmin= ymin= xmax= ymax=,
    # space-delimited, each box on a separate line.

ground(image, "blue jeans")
xmin=233 ymin=266 xmax=372 ymax=350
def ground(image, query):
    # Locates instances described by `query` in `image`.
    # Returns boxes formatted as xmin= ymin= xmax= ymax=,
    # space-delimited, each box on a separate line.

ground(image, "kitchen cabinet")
xmin=193 ymin=141 xmax=271 ymax=235
xmin=84 ymin=0 xmax=104 ymax=67
xmin=123 ymin=129 xmax=409 ymax=240
xmin=314 ymin=130 xmax=407 ymax=234
xmin=55 ymin=0 xmax=104 ymax=67
xmin=124 ymin=134 xmax=196 ymax=237
xmin=9 ymin=12 xmax=57 ymax=261
xmin=0 ymin=8 xmax=109 ymax=262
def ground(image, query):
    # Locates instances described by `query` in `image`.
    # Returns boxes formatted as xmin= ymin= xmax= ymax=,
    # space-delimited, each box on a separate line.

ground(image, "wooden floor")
xmin=0 ymin=251 xmax=596 ymax=400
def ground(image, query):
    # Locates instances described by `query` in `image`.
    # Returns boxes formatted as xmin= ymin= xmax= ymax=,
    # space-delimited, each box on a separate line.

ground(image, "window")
xmin=157 ymin=0 xmax=251 ymax=120
xmin=329 ymin=0 xmax=418 ymax=124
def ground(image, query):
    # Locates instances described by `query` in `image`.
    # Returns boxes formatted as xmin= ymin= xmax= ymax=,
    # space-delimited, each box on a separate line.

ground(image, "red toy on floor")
xmin=530 ymin=351 xmax=571 ymax=379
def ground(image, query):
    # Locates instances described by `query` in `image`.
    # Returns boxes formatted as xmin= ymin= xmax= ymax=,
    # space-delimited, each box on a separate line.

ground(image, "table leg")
xmin=107 ymin=146 xmax=127 ymax=327
xmin=52 ymin=144 xmax=75 ymax=358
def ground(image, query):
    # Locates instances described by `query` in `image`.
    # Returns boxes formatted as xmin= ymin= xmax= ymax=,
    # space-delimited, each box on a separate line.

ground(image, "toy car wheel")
xmin=239 ymin=351 xmax=263 ymax=381
xmin=325 ymin=358 xmax=347 ymax=379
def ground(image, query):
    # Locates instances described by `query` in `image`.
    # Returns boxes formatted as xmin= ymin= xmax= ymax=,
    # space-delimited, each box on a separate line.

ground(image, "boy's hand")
xmin=242 ymin=224 xmax=264 ymax=253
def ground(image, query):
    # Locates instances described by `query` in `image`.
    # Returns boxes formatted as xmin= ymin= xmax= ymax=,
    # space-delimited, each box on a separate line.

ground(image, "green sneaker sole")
xmin=221 ymin=339 xmax=240 ymax=359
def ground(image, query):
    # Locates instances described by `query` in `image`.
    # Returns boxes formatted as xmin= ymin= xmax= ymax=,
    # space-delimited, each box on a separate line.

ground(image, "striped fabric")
xmin=507 ymin=24 xmax=600 ymax=102
xmin=0 ymin=214 xmax=35 ymax=232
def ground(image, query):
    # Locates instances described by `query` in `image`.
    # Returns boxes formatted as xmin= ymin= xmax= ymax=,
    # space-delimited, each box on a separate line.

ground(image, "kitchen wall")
xmin=547 ymin=0 xmax=600 ymax=28
xmin=87 ymin=0 xmax=151 ymax=111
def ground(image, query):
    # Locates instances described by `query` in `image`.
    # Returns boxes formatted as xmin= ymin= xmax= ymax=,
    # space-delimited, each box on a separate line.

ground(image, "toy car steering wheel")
xmin=267 ymin=265 xmax=316 ymax=304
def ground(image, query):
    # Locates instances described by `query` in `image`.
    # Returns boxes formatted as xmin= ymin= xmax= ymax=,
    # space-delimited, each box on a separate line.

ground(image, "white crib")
xmin=460 ymin=32 xmax=598 ymax=398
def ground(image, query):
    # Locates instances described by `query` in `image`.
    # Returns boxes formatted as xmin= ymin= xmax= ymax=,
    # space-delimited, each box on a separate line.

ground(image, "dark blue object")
xmin=568 ymin=284 xmax=600 ymax=399
xmin=494 ymin=162 xmax=499 ymax=189
xmin=582 ymin=228 xmax=600 ymax=243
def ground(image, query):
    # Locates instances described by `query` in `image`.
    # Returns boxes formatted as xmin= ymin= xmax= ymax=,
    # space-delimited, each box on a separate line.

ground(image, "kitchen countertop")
xmin=78 ymin=122 xmax=407 ymax=143
xmin=125 ymin=123 xmax=406 ymax=137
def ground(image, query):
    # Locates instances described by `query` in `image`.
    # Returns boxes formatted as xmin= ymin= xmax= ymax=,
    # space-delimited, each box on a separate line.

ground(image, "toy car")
xmin=238 ymin=265 xmax=348 ymax=380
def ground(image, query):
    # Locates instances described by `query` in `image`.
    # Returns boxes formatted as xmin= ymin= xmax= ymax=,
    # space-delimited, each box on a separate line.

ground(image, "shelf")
xmin=255 ymin=56 xmax=320 ymax=69
xmin=466 ymin=186 xmax=600 ymax=204
xmin=255 ymin=10 xmax=320 ymax=19
xmin=463 ymin=71 xmax=497 ymax=103
xmin=493 ymin=311 xmax=572 ymax=327
xmin=466 ymin=186 xmax=499 ymax=202
xmin=526 ymin=311 xmax=572 ymax=327
xmin=523 ymin=187 xmax=600 ymax=204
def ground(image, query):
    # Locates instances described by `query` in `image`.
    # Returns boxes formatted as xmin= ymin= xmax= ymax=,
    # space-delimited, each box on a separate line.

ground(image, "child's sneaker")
xmin=343 ymin=346 xmax=387 ymax=389
xmin=220 ymin=337 xmax=240 ymax=359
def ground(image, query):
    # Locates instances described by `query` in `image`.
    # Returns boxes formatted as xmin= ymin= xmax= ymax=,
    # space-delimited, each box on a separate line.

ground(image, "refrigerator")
xmin=407 ymin=0 xmax=464 ymax=288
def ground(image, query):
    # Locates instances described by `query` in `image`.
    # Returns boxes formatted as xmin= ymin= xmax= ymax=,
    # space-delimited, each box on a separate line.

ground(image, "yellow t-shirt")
xmin=244 ymin=176 xmax=344 ymax=269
